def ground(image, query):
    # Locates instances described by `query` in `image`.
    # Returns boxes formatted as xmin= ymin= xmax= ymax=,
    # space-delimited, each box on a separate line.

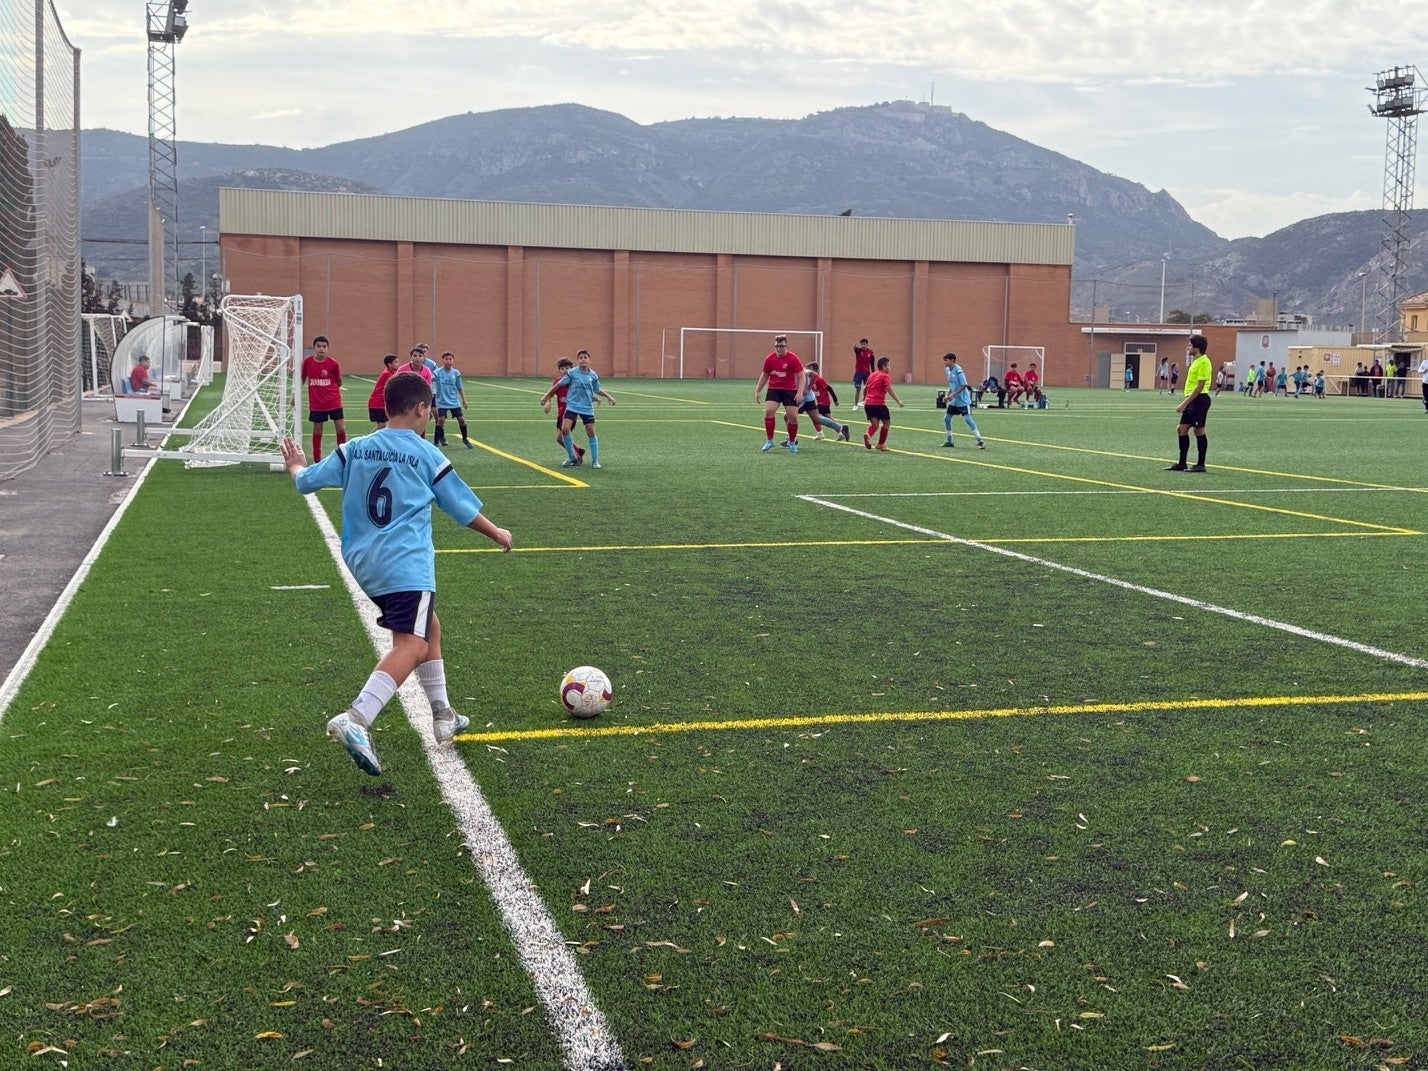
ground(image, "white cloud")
xmin=49 ymin=0 xmax=1428 ymax=237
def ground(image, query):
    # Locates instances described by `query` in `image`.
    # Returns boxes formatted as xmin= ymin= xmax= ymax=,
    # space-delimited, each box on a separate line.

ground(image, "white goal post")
xmin=982 ymin=345 xmax=1047 ymax=388
xmin=662 ymin=327 xmax=824 ymax=380
xmin=150 ymin=294 xmax=303 ymax=467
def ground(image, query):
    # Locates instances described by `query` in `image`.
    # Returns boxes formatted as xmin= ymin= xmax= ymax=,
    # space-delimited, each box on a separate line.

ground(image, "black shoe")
xmin=1187 ymin=463 xmax=1207 ymax=472
xmin=1165 ymin=463 xmax=1188 ymax=471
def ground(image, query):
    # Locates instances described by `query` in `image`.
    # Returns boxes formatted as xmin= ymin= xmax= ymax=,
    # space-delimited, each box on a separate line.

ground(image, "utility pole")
xmin=1367 ymin=66 xmax=1426 ymax=343
xmin=147 ymin=1 xmax=189 ymax=314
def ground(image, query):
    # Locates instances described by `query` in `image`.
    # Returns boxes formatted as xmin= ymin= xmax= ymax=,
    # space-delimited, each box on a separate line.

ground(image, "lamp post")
xmin=1357 ymin=271 xmax=1368 ymax=340
xmin=1158 ymin=253 xmax=1170 ymax=323
xmin=199 ymin=225 xmax=207 ymax=307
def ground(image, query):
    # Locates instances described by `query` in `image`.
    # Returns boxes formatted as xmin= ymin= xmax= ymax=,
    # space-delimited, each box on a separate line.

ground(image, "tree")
xmin=180 ymin=271 xmax=200 ymax=322
xmin=1166 ymin=309 xmax=1215 ymax=325
xmin=81 ymin=260 xmax=104 ymax=313
xmin=104 ymin=280 xmax=124 ymax=317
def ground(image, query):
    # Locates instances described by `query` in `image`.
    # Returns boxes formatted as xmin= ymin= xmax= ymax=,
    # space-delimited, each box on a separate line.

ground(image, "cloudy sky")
xmin=53 ymin=0 xmax=1428 ymax=239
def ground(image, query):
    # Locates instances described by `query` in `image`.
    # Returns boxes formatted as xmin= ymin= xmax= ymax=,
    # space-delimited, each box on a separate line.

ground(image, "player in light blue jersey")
xmin=538 ymin=349 xmax=616 ymax=468
xmin=281 ymin=371 xmax=512 ymax=776
xmin=432 ymin=351 xmax=473 ymax=449
xmin=941 ymin=353 xmax=986 ymax=449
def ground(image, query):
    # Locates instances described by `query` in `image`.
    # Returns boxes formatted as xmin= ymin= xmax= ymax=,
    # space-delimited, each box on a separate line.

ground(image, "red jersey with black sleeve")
xmin=762 ymin=351 xmax=804 ymax=392
xmin=811 ymin=373 xmax=837 ymax=407
xmin=302 ymin=355 xmax=343 ymax=410
xmin=366 ymin=368 xmax=395 ymax=410
xmin=853 ymin=346 xmax=874 ymax=375
xmin=551 ymin=373 xmax=571 ymax=419
xmin=1023 ymin=368 xmax=1040 ymax=391
xmin=863 ymin=370 xmax=891 ymax=406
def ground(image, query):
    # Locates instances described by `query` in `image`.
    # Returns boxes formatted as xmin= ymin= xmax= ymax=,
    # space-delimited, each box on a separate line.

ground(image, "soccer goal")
xmin=167 ymin=294 xmax=303 ymax=467
xmin=81 ymin=313 xmax=129 ymax=396
xmin=661 ymin=327 xmax=824 ymax=380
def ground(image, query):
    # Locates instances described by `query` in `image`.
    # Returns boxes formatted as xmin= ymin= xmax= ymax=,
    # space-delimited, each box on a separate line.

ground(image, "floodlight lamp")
xmin=167 ymin=10 xmax=188 ymax=40
xmin=173 ymin=0 xmax=188 ymax=12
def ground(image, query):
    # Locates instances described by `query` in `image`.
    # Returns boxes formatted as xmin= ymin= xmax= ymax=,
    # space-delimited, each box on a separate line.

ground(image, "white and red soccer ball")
xmin=560 ymin=666 xmax=612 ymax=719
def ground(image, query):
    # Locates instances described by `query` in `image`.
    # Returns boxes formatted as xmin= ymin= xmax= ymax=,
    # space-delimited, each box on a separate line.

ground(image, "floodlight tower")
xmin=147 ymin=1 xmax=189 ymax=314
xmin=1367 ymin=65 xmax=1427 ymax=343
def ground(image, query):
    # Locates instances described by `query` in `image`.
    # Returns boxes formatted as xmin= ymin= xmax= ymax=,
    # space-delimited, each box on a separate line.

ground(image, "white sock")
xmin=416 ymin=659 xmax=449 ymax=709
xmin=349 ymin=670 xmax=397 ymax=726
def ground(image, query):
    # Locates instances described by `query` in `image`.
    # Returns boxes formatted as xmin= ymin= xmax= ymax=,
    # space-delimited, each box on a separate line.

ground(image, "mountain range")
xmin=79 ymin=100 xmax=1428 ymax=324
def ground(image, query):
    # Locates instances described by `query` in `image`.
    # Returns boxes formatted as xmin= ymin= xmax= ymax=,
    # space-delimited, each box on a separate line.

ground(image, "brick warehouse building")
xmin=218 ymin=188 xmax=1093 ymax=384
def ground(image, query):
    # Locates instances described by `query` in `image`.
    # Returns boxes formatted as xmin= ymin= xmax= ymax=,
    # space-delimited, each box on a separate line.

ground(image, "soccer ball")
xmin=560 ymin=666 xmax=612 ymax=719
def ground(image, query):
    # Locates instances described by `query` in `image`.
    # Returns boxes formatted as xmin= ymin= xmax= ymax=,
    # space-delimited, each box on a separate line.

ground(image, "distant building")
xmin=218 ymin=188 xmax=1084 ymax=384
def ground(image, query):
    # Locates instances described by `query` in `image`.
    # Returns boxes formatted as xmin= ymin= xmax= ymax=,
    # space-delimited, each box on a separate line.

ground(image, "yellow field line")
xmin=467 ymin=438 xmax=586 ymax=487
xmin=459 ymin=690 xmax=1428 ymax=744
xmin=709 ymin=419 xmax=1415 ymax=534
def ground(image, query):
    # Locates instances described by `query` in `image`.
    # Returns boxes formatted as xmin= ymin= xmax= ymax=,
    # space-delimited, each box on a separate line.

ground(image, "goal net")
xmin=661 ymin=327 xmax=824 ymax=380
xmin=982 ymin=345 xmax=1046 ymax=393
xmin=81 ymin=314 xmax=129 ymax=396
xmin=177 ymin=295 xmax=302 ymax=467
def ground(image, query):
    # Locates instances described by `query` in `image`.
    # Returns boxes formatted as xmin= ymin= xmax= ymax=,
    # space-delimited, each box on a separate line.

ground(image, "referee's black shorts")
xmin=1180 ymin=393 xmax=1211 ymax=429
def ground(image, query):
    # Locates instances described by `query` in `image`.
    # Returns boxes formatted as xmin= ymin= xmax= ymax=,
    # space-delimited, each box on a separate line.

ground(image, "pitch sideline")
xmin=300 ymin=493 xmax=626 ymax=1071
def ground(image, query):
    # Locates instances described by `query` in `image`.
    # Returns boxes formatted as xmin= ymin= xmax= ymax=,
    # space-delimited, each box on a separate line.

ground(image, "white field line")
xmin=299 ymin=493 xmax=626 ymax=1071
xmin=800 ymin=495 xmax=1428 ymax=670
xmin=0 ymin=458 xmax=159 ymax=721
xmin=829 ymin=487 xmax=1422 ymax=497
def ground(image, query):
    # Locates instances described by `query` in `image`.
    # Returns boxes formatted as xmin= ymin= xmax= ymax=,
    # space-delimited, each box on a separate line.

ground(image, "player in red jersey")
xmin=1021 ymin=363 xmax=1042 ymax=408
xmin=540 ymin=357 xmax=585 ymax=463
xmin=301 ymin=336 xmax=345 ymax=461
xmin=861 ymin=356 xmax=906 ymax=451
xmin=366 ymin=353 xmax=400 ymax=428
xmin=1003 ymin=363 xmax=1025 ymax=408
xmin=755 ymin=334 xmax=804 ymax=453
xmin=852 ymin=337 xmax=875 ymax=408
xmin=798 ymin=362 xmax=851 ymax=441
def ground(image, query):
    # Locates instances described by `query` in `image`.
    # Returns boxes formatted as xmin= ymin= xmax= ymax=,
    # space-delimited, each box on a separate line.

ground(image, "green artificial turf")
xmin=2 ymin=377 xmax=1425 ymax=1070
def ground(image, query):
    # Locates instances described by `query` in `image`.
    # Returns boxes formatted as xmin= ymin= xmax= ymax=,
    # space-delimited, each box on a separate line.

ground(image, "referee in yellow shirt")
xmin=1166 ymin=335 xmax=1214 ymax=473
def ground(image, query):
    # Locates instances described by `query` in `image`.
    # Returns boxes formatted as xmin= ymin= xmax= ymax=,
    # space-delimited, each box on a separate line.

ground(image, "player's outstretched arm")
xmin=280 ymin=436 xmax=308 ymax=477
xmin=468 ymin=513 xmax=512 ymax=552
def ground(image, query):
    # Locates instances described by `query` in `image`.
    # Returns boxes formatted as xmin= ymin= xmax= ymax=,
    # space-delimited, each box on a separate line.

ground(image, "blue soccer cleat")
xmin=326 ymin=711 xmax=381 ymax=776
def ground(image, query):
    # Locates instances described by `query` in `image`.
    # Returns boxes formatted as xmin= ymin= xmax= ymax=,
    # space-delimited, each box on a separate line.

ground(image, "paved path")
xmin=0 ymin=397 xmax=138 ymax=687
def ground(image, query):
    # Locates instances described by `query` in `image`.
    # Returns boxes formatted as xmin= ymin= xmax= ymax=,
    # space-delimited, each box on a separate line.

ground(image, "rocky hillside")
xmin=80 ymin=102 xmax=1427 ymax=323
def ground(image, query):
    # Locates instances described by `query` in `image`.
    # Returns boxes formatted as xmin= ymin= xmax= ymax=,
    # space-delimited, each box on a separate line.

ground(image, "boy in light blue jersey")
xmin=432 ymin=350 xmax=473 ymax=448
xmin=281 ymin=371 xmax=512 ymax=776
xmin=940 ymin=353 xmax=986 ymax=449
xmin=538 ymin=349 xmax=616 ymax=468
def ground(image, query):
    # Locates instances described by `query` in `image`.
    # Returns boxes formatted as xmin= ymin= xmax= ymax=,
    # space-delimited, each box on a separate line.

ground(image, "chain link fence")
xmin=0 ymin=0 xmax=80 ymax=480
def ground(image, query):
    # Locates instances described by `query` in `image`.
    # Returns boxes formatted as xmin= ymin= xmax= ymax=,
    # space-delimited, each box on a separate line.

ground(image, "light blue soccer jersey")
xmin=294 ymin=427 xmax=482 ymax=596
xmin=557 ymin=367 xmax=602 ymax=415
xmin=944 ymin=363 xmax=971 ymax=405
xmin=433 ymin=366 xmax=464 ymax=408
